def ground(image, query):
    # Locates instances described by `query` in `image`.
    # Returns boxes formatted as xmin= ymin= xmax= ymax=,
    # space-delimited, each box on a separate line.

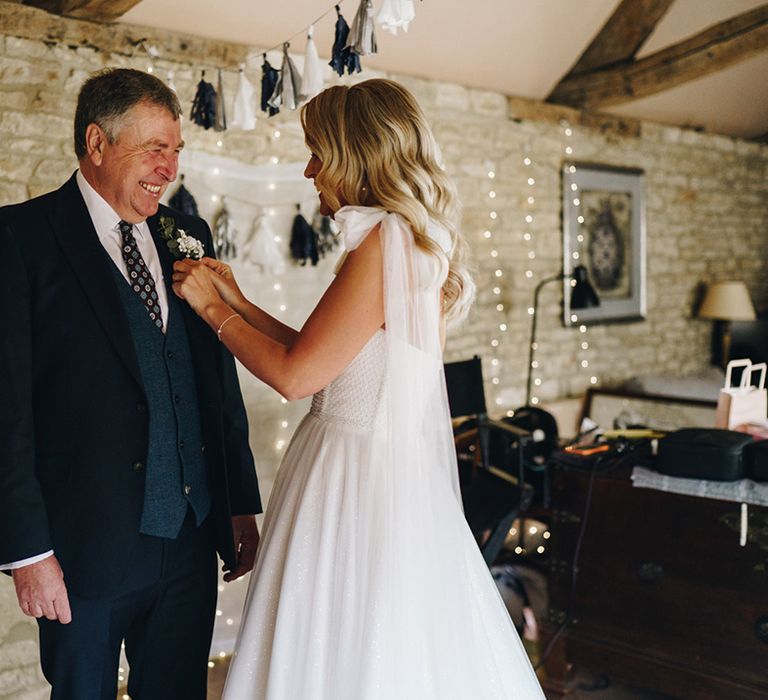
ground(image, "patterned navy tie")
xmin=118 ymin=220 xmax=164 ymax=330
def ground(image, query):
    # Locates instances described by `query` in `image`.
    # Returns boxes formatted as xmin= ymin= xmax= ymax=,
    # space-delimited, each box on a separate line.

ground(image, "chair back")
xmin=444 ymin=356 xmax=487 ymax=418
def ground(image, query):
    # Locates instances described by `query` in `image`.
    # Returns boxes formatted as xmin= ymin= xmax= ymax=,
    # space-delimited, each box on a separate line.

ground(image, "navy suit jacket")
xmin=0 ymin=174 xmax=262 ymax=598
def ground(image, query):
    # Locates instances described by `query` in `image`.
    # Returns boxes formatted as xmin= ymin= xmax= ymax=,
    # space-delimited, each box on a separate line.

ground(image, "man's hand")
xmin=224 ymin=515 xmax=260 ymax=583
xmin=12 ymin=556 xmax=71 ymax=624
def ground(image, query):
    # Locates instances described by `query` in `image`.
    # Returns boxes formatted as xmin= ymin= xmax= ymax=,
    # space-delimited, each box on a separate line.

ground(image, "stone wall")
xmin=1 ymin=3 xmax=767 ymax=696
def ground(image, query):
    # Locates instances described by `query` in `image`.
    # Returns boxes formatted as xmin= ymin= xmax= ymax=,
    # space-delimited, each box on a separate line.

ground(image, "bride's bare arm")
xmin=174 ymin=225 xmax=384 ymax=401
xmin=230 ymin=299 xmax=298 ymax=346
xmin=198 ymin=258 xmax=298 ymax=345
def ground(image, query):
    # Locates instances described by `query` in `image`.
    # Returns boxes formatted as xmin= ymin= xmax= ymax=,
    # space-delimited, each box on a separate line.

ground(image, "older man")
xmin=0 ymin=68 xmax=261 ymax=699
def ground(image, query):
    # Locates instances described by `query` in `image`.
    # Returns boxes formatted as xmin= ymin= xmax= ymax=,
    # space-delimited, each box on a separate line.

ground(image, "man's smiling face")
xmin=84 ymin=100 xmax=184 ymax=223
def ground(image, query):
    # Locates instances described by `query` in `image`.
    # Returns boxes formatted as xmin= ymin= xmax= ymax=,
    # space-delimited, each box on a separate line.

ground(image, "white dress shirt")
xmin=75 ymin=170 xmax=170 ymax=327
xmin=0 ymin=171 xmax=169 ymax=571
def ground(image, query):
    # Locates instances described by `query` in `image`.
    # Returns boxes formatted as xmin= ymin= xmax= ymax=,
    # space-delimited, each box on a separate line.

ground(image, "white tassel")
xmin=300 ymin=25 xmax=325 ymax=102
xmin=346 ymin=0 xmax=377 ymax=56
xmin=377 ymin=0 xmax=415 ymax=35
xmin=242 ymin=209 xmax=286 ymax=274
xmin=166 ymin=70 xmax=177 ymax=93
xmin=231 ymin=66 xmax=257 ymax=131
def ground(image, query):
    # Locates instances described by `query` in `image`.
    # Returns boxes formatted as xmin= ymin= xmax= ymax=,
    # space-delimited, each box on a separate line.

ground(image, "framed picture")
xmin=582 ymin=389 xmax=717 ymax=433
xmin=562 ymin=162 xmax=646 ymax=326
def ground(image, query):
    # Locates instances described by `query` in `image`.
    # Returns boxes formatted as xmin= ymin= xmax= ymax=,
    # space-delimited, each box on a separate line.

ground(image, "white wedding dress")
xmin=223 ymin=207 xmax=545 ymax=699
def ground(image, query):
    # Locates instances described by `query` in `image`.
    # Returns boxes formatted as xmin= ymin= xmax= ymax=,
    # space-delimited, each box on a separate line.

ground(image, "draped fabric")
xmin=223 ymin=206 xmax=544 ymax=699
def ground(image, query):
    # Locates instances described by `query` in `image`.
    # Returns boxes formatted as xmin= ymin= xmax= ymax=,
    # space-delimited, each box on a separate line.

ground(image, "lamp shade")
xmin=699 ymin=281 xmax=756 ymax=321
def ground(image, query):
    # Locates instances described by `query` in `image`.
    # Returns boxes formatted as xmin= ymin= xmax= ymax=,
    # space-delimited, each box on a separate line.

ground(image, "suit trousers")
xmin=38 ymin=510 xmax=218 ymax=700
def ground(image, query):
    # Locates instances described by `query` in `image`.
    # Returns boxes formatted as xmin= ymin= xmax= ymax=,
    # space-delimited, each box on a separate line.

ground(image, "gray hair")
xmin=74 ymin=67 xmax=182 ymax=160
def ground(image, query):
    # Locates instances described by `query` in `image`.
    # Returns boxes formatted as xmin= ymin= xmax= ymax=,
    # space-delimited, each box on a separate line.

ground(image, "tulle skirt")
xmin=222 ymin=413 xmax=545 ymax=699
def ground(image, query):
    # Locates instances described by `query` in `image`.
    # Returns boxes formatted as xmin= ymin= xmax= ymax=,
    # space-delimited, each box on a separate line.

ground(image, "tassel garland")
xmin=190 ymin=71 xmax=217 ymax=130
xmin=260 ymin=56 xmax=280 ymax=116
xmin=346 ymin=0 xmax=377 ymax=56
xmin=300 ymin=25 xmax=325 ymax=101
xmin=231 ymin=65 xmax=257 ymax=131
xmin=329 ymin=5 xmax=361 ymax=76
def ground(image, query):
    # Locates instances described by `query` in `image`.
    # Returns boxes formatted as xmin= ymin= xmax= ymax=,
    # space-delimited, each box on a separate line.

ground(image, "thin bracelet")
xmin=216 ymin=313 xmax=241 ymax=341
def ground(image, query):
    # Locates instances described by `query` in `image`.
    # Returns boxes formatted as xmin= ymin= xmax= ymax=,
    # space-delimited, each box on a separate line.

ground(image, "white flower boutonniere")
xmin=159 ymin=214 xmax=205 ymax=260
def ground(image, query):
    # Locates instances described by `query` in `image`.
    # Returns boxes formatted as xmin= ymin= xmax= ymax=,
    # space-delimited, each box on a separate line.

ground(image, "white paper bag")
xmin=715 ymin=359 xmax=767 ymax=429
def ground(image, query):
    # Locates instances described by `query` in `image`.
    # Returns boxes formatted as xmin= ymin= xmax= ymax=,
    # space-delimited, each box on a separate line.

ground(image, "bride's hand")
xmin=172 ymin=259 xmax=225 ymax=317
xmin=200 ymin=257 xmax=248 ymax=310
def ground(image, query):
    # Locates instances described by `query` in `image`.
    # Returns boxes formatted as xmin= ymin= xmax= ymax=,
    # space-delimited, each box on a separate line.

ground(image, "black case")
xmin=744 ymin=440 xmax=768 ymax=482
xmin=657 ymin=428 xmax=754 ymax=481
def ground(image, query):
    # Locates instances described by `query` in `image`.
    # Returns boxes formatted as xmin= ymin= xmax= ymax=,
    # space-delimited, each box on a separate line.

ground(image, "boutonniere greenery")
xmin=158 ymin=214 xmax=205 ymax=260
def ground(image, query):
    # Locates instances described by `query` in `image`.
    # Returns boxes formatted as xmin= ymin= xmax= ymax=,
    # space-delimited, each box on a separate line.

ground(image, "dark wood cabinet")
xmin=541 ymin=463 xmax=768 ymax=700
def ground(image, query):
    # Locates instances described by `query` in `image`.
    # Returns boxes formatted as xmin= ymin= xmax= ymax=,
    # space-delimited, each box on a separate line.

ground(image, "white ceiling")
xmin=122 ymin=0 xmax=768 ymax=139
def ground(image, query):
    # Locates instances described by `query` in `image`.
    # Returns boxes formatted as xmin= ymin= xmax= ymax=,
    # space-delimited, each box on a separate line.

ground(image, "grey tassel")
xmin=212 ymin=198 xmax=238 ymax=260
xmin=346 ymin=0 xmax=377 ymax=56
xmin=214 ymin=69 xmax=227 ymax=132
xmin=268 ymin=43 xmax=304 ymax=111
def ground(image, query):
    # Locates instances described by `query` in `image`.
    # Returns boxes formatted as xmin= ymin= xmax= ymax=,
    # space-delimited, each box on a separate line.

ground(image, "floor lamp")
xmin=525 ymin=265 xmax=600 ymax=406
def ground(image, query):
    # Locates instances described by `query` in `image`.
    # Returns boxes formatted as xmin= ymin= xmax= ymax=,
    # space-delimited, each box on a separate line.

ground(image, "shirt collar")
xmin=75 ymin=170 xmax=149 ymax=242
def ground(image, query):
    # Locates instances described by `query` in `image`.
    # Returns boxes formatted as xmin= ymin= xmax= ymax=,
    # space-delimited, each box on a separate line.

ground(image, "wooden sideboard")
xmin=540 ymin=462 xmax=768 ymax=700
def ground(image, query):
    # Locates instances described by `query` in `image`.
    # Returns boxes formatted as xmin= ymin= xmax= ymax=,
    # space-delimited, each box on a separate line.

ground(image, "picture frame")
xmin=562 ymin=162 xmax=646 ymax=326
xmin=582 ymin=389 xmax=717 ymax=433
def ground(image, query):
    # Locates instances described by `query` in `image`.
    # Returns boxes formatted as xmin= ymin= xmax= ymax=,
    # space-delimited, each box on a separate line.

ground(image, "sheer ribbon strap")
xmin=336 ymin=205 xmax=464 ymax=692
xmin=335 ymin=204 xmax=459 ymax=495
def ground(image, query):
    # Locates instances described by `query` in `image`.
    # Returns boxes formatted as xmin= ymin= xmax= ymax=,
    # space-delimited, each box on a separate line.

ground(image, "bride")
xmin=173 ymin=79 xmax=544 ymax=700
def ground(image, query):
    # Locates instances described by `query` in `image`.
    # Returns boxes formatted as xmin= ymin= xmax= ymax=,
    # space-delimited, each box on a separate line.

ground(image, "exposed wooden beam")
xmin=507 ymin=96 xmax=642 ymax=139
xmin=22 ymin=0 xmax=142 ymax=22
xmin=548 ymin=5 xmax=768 ymax=110
xmin=565 ymin=0 xmax=675 ymax=78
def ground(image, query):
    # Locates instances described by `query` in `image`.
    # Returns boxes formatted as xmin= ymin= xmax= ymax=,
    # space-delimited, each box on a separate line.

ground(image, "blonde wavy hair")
xmin=300 ymin=79 xmax=475 ymax=322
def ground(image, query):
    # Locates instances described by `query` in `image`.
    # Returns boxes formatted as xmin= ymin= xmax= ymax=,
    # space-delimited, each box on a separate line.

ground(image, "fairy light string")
xmin=561 ymin=121 xmax=599 ymax=393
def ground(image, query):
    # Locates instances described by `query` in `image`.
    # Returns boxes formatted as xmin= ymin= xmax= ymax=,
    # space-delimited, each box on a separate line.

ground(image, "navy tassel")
xmin=329 ymin=5 xmax=361 ymax=76
xmin=168 ymin=175 xmax=199 ymax=217
xmin=190 ymin=70 xmax=217 ymax=129
xmin=290 ymin=206 xmax=319 ymax=266
xmin=261 ymin=55 xmax=279 ymax=116
xmin=313 ymin=210 xmax=338 ymax=257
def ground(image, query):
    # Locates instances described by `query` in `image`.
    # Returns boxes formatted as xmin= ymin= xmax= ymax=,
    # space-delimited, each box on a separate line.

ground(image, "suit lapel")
xmin=147 ymin=211 xmax=220 ymax=406
xmin=51 ymin=175 xmax=144 ymax=389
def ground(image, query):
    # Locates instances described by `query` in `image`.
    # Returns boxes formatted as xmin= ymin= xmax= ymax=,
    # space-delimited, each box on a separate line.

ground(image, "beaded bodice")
xmin=309 ymin=329 xmax=386 ymax=431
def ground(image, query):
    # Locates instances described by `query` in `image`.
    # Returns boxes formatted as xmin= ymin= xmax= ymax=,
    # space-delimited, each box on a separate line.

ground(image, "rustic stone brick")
xmin=435 ymin=83 xmax=470 ymax=112
xmin=0 ymin=110 xmax=70 ymax=140
xmin=0 ymin=153 xmax=37 ymax=181
xmin=0 ymin=89 xmax=31 ymax=110
xmin=0 ymin=179 xmax=29 ymax=203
